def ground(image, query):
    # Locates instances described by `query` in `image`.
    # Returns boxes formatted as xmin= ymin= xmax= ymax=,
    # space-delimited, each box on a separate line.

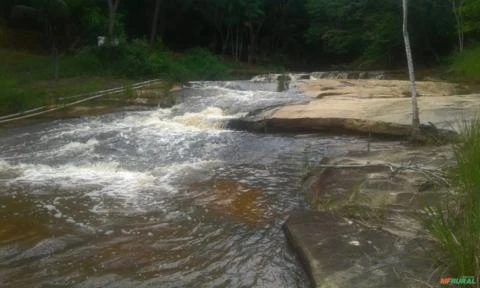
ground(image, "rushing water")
xmin=0 ymin=80 xmax=378 ymax=287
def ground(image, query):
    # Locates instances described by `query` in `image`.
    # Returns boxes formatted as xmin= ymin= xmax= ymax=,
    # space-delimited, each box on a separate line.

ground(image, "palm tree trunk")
xmin=402 ymin=0 xmax=420 ymax=138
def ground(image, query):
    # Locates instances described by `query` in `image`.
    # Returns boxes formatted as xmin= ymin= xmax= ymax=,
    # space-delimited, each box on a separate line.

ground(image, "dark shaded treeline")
xmin=1 ymin=0 xmax=480 ymax=69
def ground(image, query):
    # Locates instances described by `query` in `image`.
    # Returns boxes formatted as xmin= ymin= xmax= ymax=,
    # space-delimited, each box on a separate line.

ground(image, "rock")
xmin=226 ymin=79 xmax=479 ymax=139
xmin=304 ymin=148 xmax=453 ymax=211
xmin=298 ymin=79 xmax=465 ymax=98
xmin=284 ymin=146 xmax=453 ymax=287
xmin=226 ymin=114 xmax=457 ymax=140
xmin=309 ymin=71 xmax=389 ymax=80
xmin=277 ymin=74 xmax=292 ymax=92
xmin=189 ymin=180 xmax=274 ymax=227
xmin=284 ymin=211 xmax=436 ymax=288
xmin=0 ymin=245 xmax=20 ymax=263
xmin=74 ymin=274 xmax=137 ymax=288
xmin=6 ymin=235 xmax=83 ymax=264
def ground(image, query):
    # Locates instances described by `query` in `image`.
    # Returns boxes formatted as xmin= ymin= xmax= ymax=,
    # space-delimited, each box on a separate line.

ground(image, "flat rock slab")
xmin=227 ymin=79 xmax=480 ymax=137
xmin=284 ymin=211 xmax=435 ymax=288
xmin=297 ymin=79 xmax=467 ymax=98
xmin=271 ymin=95 xmax=480 ymax=132
xmin=304 ymin=146 xmax=453 ymax=212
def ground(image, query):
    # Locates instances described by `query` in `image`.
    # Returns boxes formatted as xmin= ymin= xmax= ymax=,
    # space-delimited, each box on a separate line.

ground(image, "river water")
xmin=0 ymin=80 xmax=376 ymax=287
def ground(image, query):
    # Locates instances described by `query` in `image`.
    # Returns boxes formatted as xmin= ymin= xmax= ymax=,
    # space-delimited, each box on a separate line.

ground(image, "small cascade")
xmin=0 ymin=78 xmax=372 ymax=288
xmin=250 ymin=70 xmax=391 ymax=83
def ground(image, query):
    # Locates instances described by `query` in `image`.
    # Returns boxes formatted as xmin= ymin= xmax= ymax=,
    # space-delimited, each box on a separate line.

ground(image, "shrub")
xmin=179 ymin=48 xmax=228 ymax=80
xmin=0 ymin=76 xmax=45 ymax=115
xmin=450 ymin=45 xmax=480 ymax=82
xmin=425 ymin=119 xmax=480 ymax=279
xmin=77 ymin=40 xmax=227 ymax=81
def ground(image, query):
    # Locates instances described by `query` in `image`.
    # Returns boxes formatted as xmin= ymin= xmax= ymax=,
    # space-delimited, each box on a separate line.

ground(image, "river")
xmin=0 ymin=79 xmax=375 ymax=287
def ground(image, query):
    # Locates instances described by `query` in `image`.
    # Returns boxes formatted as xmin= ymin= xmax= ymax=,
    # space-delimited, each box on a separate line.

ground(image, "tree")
xmin=450 ymin=0 xmax=465 ymax=53
xmin=461 ymin=0 xmax=480 ymax=33
xmin=150 ymin=0 xmax=162 ymax=45
xmin=11 ymin=0 xmax=70 ymax=81
xmin=402 ymin=0 xmax=420 ymax=138
xmin=107 ymin=0 xmax=119 ymax=44
xmin=244 ymin=0 xmax=265 ymax=64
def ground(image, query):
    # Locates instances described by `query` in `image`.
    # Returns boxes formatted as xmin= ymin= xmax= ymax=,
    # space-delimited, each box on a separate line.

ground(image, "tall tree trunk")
xmin=247 ymin=24 xmax=258 ymax=65
xmin=236 ymin=25 xmax=240 ymax=61
xmin=150 ymin=0 xmax=161 ymax=45
xmin=248 ymin=32 xmax=256 ymax=65
xmin=451 ymin=0 xmax=464 ymax=53
xmin=107 ymin=0 xmax=120 ymax=44
xmin=53 ymin=44 xmax=59 ymax=82
xmin=402 ymin=0 xmax=420 ymax=138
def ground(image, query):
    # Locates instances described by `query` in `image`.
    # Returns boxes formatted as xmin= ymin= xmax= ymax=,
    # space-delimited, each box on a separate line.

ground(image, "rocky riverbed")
xmin=1 ymin=73 xmax=477 ymax=287
xmin=235 ymin=75 xmax=479 ymax=287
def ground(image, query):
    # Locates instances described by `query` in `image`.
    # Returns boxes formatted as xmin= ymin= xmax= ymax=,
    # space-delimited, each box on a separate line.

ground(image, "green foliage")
xmin=86 ymin=41 xmax=228 ymax=81
xmin=0 ymin=75 xmax=44 ymax=115
xmin=178 ymin=48 xmax=228 ymax=80
xmin=0 ymin=42 xmax=230 ymax=115
xmin=0 ymin=0 xmax=468 ymax=68
xmin=461 ymin=0 xmax=480 ymax=33
xmin=425 ymin=119 xmax=480 ymax=278
xmin=305 ymin=0 xmax=455 ymax=67
xmin=450 ymin=44 xmax=480 ymax=81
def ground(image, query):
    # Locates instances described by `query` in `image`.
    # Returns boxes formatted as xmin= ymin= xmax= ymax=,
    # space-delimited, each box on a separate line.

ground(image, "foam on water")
xmin=0 ymin=79 xmax=353 ymax=287
xmin=57 ymin=138 xmax=99 ymax=155
xmin=172 ymin=107 xmax=236 ymax=130
xmin=6 ymin=161 xmax=156 ymax=197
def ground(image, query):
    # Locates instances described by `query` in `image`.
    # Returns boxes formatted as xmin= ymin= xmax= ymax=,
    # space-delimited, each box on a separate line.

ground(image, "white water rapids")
xmin=0 ymin=80 xmax=379 ymax=287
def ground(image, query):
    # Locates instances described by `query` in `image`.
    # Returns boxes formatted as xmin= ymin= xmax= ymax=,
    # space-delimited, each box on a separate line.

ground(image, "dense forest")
xmin=1 ymin=0 xmax=480 ymax=69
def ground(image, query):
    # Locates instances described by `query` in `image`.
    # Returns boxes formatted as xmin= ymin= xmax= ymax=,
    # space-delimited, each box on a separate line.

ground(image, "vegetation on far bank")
xmin=0 ymin=44 xmax=282 ymax=116
xmin=450 ymin=45 xmax=480 ymax=82
xmin=425 ymin=119 xmax=480 ymax=279
xmin=1 ymin=0 xmax=480 ymax=117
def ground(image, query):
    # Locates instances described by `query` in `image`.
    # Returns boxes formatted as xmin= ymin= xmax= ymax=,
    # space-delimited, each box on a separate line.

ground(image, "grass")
xmin=0 ymin=49 xmax=136 ymax=116
xmin=450 ymin=45 xmax=480 ymax=82
xmin=0 ymin=41 xmax=285 ymax=117
xmin=425 ymin=119 xmax=480 ymax=280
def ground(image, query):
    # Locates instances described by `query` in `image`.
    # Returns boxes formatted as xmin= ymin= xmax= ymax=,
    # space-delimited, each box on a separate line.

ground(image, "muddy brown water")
xmin=0 ymin=80 xmax=391 ymax=287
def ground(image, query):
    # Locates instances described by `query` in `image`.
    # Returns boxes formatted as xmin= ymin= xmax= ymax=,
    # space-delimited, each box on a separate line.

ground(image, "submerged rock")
xmin=7 ymin=235 xmax=83 ymax=264
xmin=190 ymin=180 xmax=274 ymax=227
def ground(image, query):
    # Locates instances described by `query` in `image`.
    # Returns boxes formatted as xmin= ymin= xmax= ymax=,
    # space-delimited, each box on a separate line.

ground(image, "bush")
xmin=0 ymin=42 xmax=230 ymax=116
xmin=179 ymin=48 xmax=228 ymax=80
xmin=425 ymin=119 xmax=480 ymax=279
xmin=76 ymin=41 xmax=228 ymax=81
xmin=0 ymin=76 xmax=45 ymax=115
xmin=450 ymin=45 xmax=480 ymax=82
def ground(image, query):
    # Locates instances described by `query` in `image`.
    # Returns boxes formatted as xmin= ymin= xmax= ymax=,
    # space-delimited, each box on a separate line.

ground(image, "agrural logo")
xmin=440 ymin=276 xmax=477 ymax=286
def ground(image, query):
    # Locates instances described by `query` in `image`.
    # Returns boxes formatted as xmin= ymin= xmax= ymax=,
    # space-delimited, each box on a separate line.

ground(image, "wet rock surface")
xmin=227 ymin=78 xmax=478 ymax=139
xmin=285 ymin=146 xmax=454 ymax=287
xmin=284 ymin=211 xmax=435 ymax=288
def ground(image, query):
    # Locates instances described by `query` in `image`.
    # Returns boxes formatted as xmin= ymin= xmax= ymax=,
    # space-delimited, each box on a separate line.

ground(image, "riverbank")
xmin=0 ymin=79 xmax=181 ymax=128
xmin=0 ymin=47 xmax=282 ymax=119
